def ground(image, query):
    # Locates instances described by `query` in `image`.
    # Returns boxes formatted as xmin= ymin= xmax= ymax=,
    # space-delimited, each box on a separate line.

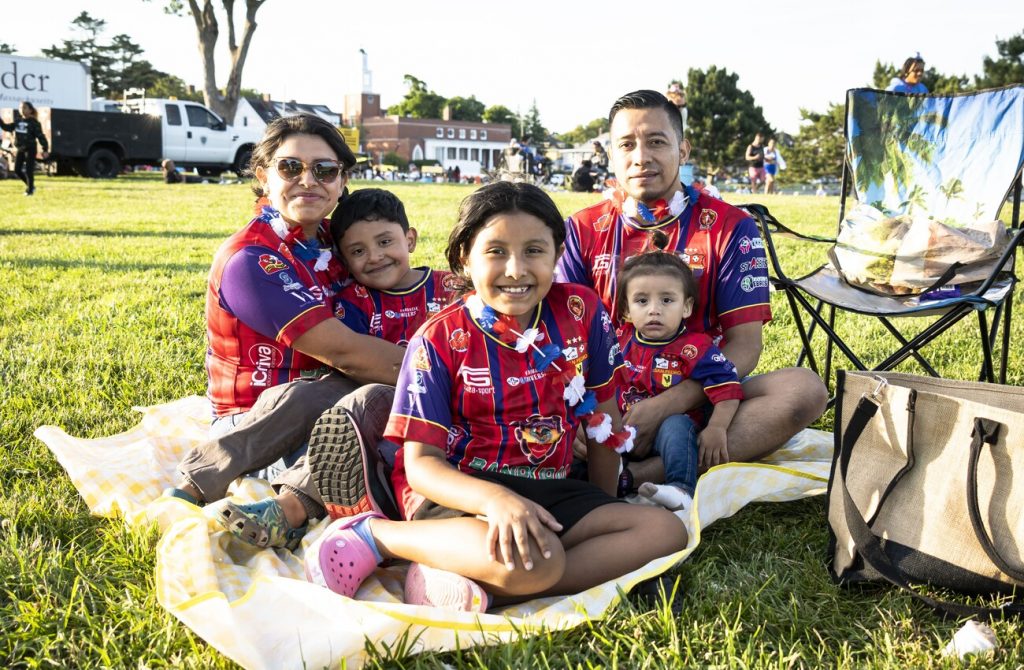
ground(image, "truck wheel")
xmin=85 ymin=149 xmax=121 ymax=179
xmin=197 ymin=167 xmax=222 ymax=178
xmin=233 ymin=147 xmax=253 ymax=177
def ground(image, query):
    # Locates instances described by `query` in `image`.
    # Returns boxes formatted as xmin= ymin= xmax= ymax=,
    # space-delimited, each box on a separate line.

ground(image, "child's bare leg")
xmin=539 ymin=504 xmax=686 ymax=595
xmin=369 ymin=517 xmax=565 ymax=597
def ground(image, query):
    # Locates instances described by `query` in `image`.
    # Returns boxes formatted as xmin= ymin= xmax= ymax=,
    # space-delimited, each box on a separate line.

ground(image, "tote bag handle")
xmin=839 ymin=395 xmax=1024 ymax=619
xmin=966 ymin=418 xmax=1024 ymax=583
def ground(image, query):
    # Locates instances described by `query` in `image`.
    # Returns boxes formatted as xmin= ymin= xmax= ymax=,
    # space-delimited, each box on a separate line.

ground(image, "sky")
xmin=6 ymin=0 xmax=1022 ymax=135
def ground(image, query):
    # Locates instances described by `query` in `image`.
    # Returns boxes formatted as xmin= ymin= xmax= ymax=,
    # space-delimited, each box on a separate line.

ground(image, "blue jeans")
xmin=652 ymin=414 xmax=700 ymax=495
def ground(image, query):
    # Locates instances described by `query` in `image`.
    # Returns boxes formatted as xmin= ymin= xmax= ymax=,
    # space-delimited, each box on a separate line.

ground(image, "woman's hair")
xmin=899 ymin=56 xmax=925 ymax=79
xmin=446 ymin=181 xmax=566 ymax=279
xmin=616 ymin=248 xmax=699 ymax=318
xmin=249 ymin=113 xmax=357 ymax=198
xmin=19 ymin=101 xmax=37 ymax=118
xmin=330 ymin=188 xmax=410 ymax=243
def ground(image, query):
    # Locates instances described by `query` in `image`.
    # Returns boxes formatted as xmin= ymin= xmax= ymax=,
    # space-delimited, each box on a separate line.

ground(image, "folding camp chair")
xmin=744 ymin=86 xmax=1024 ymax=394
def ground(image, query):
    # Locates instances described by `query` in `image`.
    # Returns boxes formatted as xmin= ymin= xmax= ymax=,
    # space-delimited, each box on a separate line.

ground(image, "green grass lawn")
xmin=2 ymin=175 xmax=1022 ymax=668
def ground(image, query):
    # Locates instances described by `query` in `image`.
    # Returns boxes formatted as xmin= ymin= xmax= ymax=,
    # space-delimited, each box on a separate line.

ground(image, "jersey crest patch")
xmin=258 ymin=254 xmax=287 ymax=274
xmin=699 ymin=208 xmax=718 ymax=230
xmin=448 ymin=328 xmax=469 ymax=352
xmin=567 ymin=295 xmax=585 ymax=321
xmin=513 ymin=414 xmax=565 ymax=465
xmin=412 ymin=345 xmax=431 ymax=371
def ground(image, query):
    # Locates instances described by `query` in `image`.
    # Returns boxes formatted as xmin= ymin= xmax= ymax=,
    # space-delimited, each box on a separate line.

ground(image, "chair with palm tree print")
xmin=745 ymin=86 xmax=1024 ymax=395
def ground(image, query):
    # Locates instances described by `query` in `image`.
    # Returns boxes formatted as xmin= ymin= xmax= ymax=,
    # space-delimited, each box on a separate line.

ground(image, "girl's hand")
xmin=698 ymin=426 xmax=730 ymax=470
xmin=481 ymin=490 xmax=562 ymax=571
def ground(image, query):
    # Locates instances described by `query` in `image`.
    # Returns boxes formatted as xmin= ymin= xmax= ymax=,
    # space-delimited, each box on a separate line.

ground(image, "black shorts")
xmin=410 ymin=470 xmax=622 ymax=535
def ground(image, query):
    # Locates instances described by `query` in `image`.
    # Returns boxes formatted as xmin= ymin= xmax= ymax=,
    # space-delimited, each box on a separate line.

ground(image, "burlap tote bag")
xmin=828 ymin=370 xmax=1024 ymax=617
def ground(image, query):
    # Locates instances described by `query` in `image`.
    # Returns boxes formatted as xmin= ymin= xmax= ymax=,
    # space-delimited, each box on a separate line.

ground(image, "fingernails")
xmin=524 ymin=561 xmax=533 ymax=571
xmin=543 ymin=550 xmax=552 ymax=559
xmin=505 ymin=561 xmax=515 ymax=571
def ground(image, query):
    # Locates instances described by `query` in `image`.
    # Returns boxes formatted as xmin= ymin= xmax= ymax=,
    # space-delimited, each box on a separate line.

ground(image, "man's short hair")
xmin=608 ymin=90 xmax=684 ymax=142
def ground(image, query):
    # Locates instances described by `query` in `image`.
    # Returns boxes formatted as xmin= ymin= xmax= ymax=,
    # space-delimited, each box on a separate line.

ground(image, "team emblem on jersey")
xmin=681 ymin=344 xmax=699 ymax=359
xmin=449 ymin=328 xmax=469 ymax=352
xmin=354 ymin=284 xmax=369 ymax=298
xmin=620 ymin=386 xmax=650 ymax=411
xmin=334 ymin=303 xmax=346 ymax=319
xmin=661 ymin=373 xmax=677 ymax=388
xmin=258 ymin=254 xmax=287 ymax=274
xmin=427 ymin=300 xmax=441 ymax=313
xmin=594 ymin=212 xmax=613 ymax=232
xmin=567 ymin=295 xmax=586 ymax=321
xmin=698 ymin=208 xmax=718 ymax=230
xmin=513 ymin=414 xmax=565 ymax=465
xmin=412 ymin=345 xmax=431 ymax=371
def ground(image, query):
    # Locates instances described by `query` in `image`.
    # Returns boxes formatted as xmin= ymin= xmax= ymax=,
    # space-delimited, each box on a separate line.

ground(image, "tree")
xmin=41 ymin=13 xmax=166 ymax=98
xmin=42 ymin=11 xmax=116 ymax=94
xmin=976 ymin=29 xmax=1024 ymax=88
xmin=0 ymin=43 xmax=15 ymax=54
xmin=684 ymin=66 xmax=771 ymax=175
xmin=446 ymin=95 xmax=485 ymax=122
xmin=785 ymin=103 xmax=845 ymax=184
xmin=483 ymin=105 xmax=520 ymax=136
xmin=386 ymin=75 xmax=446 ymax=119
xmin=521 ymin=100 xmax=547 ymax=144
xmin=557 ymin=117 xmax=608 ymax=146
xmin=156 ymin=0 xmax=268 ymax=123
xmin=147 ymin=73 xmax=204 ymax=101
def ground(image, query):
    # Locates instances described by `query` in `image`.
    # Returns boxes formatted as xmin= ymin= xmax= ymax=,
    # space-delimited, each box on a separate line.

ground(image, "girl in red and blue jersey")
xmin=305 ymin=182 xmax=687 ymax=613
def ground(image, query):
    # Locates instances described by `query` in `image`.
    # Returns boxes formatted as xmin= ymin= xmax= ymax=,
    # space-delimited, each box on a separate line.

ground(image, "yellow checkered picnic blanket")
xmin=35 ymin=396 xmax=833 ymax=670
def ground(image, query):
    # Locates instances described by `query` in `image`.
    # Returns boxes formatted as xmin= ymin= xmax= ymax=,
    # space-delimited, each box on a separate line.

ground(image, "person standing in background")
xmin=887 ymin=55 xmax=928 ymax=94
xmin=744 ymin=133 xmax=765 ymax=193
xmin=0 ymin=101 xmax=49 ymax=196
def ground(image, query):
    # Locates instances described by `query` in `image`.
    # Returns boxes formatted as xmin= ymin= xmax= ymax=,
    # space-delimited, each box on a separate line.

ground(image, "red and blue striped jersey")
xmin=206 ymin=216 xmax=346 ymax=417
xmin=557 ymin=186 xmax=772 ymax=342
xmin=384 ymin=283 xmax=623 ymax=519
xmin=333 ymin=268 xmax=461 ymax=346
xmin=616 ymin=323 xmax=744 ymax=417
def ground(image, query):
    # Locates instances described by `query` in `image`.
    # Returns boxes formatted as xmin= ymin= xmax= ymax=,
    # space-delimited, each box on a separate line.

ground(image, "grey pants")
xmin=180 ymin=373 xmax=393 ymax=504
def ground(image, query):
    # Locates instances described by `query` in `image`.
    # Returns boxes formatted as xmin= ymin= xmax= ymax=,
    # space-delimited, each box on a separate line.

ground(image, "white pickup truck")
xmin=2 ymin=55 xmax=261 ymax=178
xmin=27 ymin=97 xmax=261 ymax=178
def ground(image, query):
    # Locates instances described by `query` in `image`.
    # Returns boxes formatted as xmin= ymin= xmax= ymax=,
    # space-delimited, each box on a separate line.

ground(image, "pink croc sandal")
xmin=404 ymin=563 xmax=489 ymax=613
xmin=305 ymin=511 xmax=384 ymax=597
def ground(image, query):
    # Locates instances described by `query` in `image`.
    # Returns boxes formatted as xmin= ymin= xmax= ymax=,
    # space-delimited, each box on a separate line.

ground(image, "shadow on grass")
xmin=9 ymin=257 xmax=209 ymax=273
xmin=0 ymin=229 xmax=226 ymax=240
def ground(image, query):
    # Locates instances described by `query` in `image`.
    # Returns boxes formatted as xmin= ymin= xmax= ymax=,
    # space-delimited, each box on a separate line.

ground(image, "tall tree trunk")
xmin=184 ymin=0 xmax=265 ymax=124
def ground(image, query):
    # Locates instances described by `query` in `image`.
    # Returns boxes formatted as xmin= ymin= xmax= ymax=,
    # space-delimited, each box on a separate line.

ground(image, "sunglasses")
xmin=272 ymin=157 xmax=344 ymax=184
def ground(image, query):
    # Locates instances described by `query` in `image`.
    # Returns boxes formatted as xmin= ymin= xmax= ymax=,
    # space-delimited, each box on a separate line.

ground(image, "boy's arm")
xmin=698 ymin=398 xmax=739 ymax=469
xmin=292 ymin=318 xmax=404 ymax=385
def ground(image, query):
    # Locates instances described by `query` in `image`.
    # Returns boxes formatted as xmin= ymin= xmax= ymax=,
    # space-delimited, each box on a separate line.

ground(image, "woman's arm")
xmin=292 ymin=317 xmax=405 ymax=385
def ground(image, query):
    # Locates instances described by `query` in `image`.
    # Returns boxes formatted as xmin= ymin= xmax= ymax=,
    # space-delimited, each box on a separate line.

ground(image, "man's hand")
xmin=698 ymin=426 xmax=730 ymax=470
xmin=622 ymin=394 xmax=672 ymax=458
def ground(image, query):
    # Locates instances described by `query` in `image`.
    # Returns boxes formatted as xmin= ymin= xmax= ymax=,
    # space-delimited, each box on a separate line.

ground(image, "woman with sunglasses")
xmin=167 ymin=114 xmax=405 ymax=550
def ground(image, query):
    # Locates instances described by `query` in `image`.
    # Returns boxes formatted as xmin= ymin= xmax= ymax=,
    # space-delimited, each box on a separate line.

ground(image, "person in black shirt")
xmin=0 ymin=101 xmax=49 ymax=195
xmin=572 ymin=159 xmax=596 ymax=192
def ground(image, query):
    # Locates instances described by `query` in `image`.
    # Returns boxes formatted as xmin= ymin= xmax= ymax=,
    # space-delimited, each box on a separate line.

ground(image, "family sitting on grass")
xmin=165 ymin=89 xmax=827 ymax=612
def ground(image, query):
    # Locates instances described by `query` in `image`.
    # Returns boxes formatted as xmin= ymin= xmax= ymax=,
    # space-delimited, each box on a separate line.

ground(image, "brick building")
xmin=345 ymin=92 xmax=512 ymax=177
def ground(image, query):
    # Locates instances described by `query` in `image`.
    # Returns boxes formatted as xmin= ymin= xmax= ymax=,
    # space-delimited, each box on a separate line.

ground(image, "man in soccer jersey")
xmin=556 ymin=90 xmax=827 ymax=473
